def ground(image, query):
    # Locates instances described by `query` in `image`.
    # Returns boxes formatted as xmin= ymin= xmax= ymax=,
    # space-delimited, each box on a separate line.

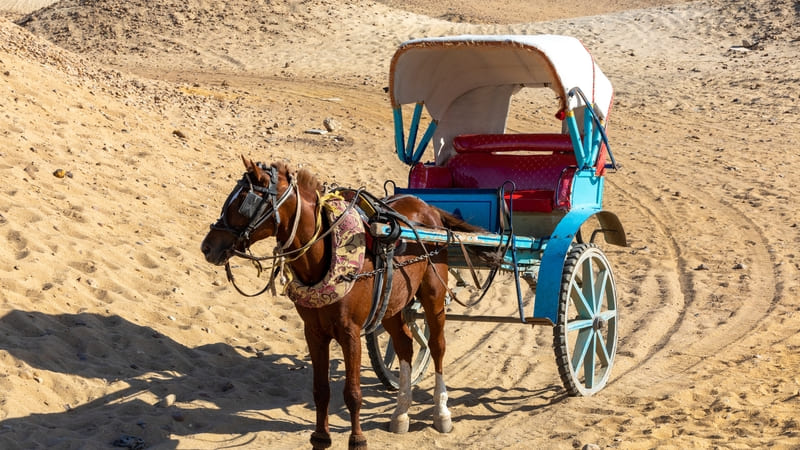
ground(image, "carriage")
xmin=365 ymin=34 xmax=627 ymax=396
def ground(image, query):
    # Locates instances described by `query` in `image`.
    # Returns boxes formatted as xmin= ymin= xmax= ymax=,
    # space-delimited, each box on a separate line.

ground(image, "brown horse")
xmin=201 ymin=157 xmax=486 ymax=449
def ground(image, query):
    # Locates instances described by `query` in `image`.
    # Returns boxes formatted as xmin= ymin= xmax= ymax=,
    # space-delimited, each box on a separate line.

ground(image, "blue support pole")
xmin=393 ymin=107 xmax=407 ymax=163
xmin=405 ymin=103 xmax=423 ymax=162
xmin=566 ymin=111 xmax=586 ymax=168
xmin=410 ymin=120 xmax=438 ymax=164
xmin=583 ymin=105 xmax=594 ymax=165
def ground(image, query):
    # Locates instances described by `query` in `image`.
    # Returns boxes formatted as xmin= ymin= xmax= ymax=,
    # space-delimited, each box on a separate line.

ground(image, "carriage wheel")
xmin=553 ymin=243 xmax=618 ymax=396
xmin=365 ymin=301 xmax=432 ymax=390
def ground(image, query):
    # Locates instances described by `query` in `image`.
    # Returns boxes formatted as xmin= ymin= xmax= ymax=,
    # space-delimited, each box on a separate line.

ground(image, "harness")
xmin=210 ymin=166 xmax=448 ymax=333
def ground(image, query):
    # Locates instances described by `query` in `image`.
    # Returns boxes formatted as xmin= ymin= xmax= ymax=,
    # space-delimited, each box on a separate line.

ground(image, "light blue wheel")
xmin=553 ymin=244 xmax=618 ymax=396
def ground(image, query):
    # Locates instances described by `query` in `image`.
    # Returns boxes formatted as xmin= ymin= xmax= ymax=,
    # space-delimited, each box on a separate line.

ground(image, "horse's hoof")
xmin=348 ymin=434 xmax=368 ymax=450
xmin=310 ymin=431 xmax=332 ymax=449
xmin=390 ymin=413 xmax=409 ymax=434
xmin=433 ymin=413 xmax=453 ymax=433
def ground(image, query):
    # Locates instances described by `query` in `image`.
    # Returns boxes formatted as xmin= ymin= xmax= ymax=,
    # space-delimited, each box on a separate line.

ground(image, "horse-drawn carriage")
xmin=202 ymin=34 xmax=626 ymax=449
xmin=366 ymin=34 xmax=625 ymax=397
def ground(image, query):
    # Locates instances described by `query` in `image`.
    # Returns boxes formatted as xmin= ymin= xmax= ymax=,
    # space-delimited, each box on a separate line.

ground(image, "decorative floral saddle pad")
xmin=285 ymin=198 xmax=366 ymax=308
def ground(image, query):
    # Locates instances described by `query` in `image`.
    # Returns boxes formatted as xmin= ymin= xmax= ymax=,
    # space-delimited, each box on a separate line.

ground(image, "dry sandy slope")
xmin=1 ymin=0 xmax=800 ymax=449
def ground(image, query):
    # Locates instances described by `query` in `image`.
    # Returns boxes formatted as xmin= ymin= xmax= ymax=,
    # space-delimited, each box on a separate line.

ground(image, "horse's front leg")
xmin=339 ymin=330 xmax=368 ymax=449
xmin=305 ymin=327 xmax=333 ymax=450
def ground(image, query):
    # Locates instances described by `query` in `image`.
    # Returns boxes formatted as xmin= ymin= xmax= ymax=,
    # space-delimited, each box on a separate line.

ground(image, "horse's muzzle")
xmin=201 ymin=233 xmax=234 ymax=266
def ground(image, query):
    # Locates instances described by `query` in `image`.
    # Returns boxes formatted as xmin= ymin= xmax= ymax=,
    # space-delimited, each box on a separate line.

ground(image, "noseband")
xmin=210 ymin=164 xmax=294 ymax=250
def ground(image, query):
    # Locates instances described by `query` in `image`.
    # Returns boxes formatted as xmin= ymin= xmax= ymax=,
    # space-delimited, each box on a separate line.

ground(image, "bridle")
xmin=209 ymin=163 xmax=300 ymax=296
xmin=210 ymin=163 xmax=295 ymax=249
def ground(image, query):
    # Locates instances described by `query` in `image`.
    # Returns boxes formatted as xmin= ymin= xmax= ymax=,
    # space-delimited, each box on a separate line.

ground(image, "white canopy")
xmin=389 ymin=35 xmax=613 ymax=164
xmin=390 ymin=34 xmax=613 ymax=121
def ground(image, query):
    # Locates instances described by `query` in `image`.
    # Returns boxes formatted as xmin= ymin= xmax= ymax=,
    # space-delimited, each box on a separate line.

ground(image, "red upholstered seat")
xmin=408 ymin=163 xmax=452 ymax=188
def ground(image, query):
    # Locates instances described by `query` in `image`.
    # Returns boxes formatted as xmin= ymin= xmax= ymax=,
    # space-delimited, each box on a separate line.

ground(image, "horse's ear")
xmin=242 ymin=155 xmax=255 ymax=171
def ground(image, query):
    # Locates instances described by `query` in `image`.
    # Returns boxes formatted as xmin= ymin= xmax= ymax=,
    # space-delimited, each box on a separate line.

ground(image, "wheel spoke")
xmin=567 ymin=318 xmax=593 ymax=332
xmin=408 ymin=320 xmax=428 ymax=348
xmin=570 ymin=278 xmax=594 ymax=317
xmin=595 ymin=331 xmax=611 ymax=367
xmin=581 ymin=256 xmax=596 ymax=309
xmin=597 ymin=309 xmax=617 ymax=322
xmin=594 ymin=266 xmax=609 ymax=312
xmin=583 ymin=329 xmax=597 ymax=388
xmin=570 ymin=328 xmax=593 ymax=374
xmin=382 ymin=337 xmax=396 ymax=368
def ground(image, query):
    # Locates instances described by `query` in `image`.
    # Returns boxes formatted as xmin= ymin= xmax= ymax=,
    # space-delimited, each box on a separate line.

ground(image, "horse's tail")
xmin=435 ymin=207 xmax=504 ymax=267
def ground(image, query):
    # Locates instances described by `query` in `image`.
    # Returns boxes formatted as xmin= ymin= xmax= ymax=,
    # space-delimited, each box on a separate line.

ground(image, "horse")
xmin=201 ymin=157 xmax=489 ymax=449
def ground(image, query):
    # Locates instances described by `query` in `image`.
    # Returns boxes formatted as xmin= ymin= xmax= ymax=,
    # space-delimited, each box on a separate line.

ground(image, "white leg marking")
xmin=390 ymin=360 xmax=411 ymax=433
xmin=433 ymin=372 xmax=453 ymax=433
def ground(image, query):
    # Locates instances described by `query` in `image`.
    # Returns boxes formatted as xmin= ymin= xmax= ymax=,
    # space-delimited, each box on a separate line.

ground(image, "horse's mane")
xmin=272 ymin=161 xmax=323 ymax=193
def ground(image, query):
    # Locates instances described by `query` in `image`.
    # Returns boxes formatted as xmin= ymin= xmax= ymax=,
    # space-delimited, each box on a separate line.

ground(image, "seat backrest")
xmin=452 ymin=133 xmax=573 ymax=154
xmin=447 ymin=134 xmax=576 ymax=191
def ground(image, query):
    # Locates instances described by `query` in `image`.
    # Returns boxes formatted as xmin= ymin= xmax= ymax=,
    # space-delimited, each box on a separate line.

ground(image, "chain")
xmin=337 ymin=244 xmax=445 ymax=283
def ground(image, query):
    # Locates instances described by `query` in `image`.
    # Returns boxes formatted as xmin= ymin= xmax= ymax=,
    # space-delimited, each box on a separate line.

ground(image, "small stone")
xmin=53 ymin=169 xmax=66 ymax=178
xmin=582 ymin=445 xmax=601 ymax=450
xmin=694 ymin=263 xmax=709 ymax=271
xmin=733 ymin=263 xmax=746 ymax=270
xmin=322 ymin=117 xmax=339 ymax=132
xmin=172 ymin=129 xmax=187 ymax=139
xmin=171 ymin=411 xmax=185 ymax=422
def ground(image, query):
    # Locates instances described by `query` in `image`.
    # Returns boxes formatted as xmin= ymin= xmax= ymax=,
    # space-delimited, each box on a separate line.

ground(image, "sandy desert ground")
xmin=0 ymin=0 xmax=799 ymax=448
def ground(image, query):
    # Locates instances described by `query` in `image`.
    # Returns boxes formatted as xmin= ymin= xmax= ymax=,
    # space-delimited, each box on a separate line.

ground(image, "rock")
xmin=322 ymin=117 xmax=339 ymax=132
xmin=111 ymin=434 xmax=145 ymax=449
xmin=582 ymin=445 xmax=601 ymax=450
xmin=694 ymin=263 xmax=709 ymax=271
xmin=172 ymin=129 xmax=187 ymax=139
xmin=733 ymin=263 xmax=746 ymax=270
xmin=53 ymin=168 xmax=66 ymax=178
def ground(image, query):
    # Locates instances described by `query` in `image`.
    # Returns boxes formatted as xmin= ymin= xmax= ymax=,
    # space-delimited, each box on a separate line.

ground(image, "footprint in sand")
xmin=7 ymin=229 xmax=30 ymax=260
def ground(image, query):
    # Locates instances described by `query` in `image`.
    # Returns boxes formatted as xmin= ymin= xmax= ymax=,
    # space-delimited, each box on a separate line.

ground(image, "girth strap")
xmin=362 ymin=241 xmax=396 ymax=334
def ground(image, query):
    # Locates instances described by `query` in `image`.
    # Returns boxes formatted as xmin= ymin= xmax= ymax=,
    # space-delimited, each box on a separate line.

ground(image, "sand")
xmin=1 ymin=0 xmax=799 ymax=448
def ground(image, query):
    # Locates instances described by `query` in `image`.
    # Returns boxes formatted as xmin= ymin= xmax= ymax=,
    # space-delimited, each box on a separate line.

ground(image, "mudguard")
xmin=533 ymin=208 xmax=626 ymax=324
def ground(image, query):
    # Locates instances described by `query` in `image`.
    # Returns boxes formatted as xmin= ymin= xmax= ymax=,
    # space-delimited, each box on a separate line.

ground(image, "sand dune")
xmin=1 ymin=0 xmax=799 ymax=448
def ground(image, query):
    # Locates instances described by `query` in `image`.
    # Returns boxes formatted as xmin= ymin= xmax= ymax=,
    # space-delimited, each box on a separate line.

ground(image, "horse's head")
xmin=201 ymin=156 xmax=294 ymax=265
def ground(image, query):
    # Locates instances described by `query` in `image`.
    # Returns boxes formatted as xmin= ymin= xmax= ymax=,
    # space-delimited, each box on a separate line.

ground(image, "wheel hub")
xmin=593 ymin=316 xmax=606 ymax=331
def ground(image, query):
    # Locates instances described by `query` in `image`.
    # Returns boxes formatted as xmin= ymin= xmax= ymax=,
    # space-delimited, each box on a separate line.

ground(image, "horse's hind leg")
xmin=420 ymin=268 xmax=453 ymax=433
xmin=382 ymin=312 xmax=414 ymax=433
